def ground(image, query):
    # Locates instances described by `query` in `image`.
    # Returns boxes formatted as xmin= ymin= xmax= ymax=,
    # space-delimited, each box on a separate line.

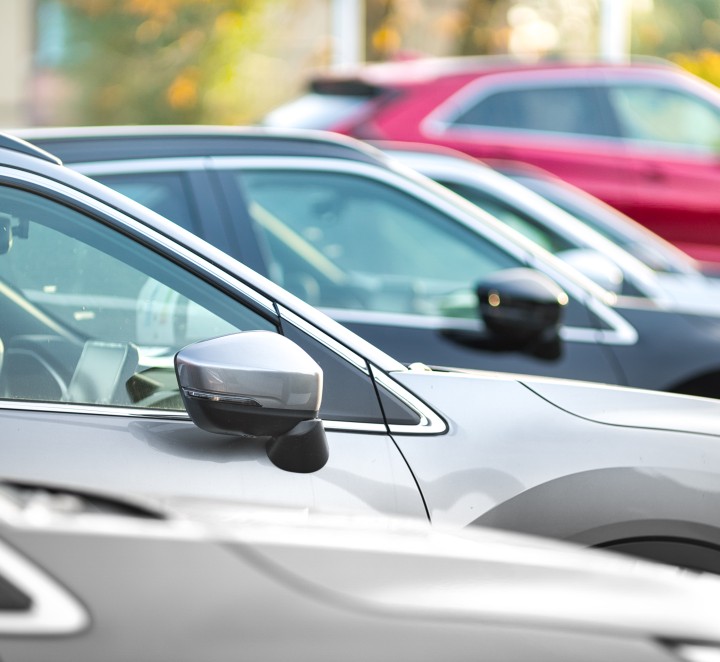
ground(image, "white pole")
xmin=331 ymin=0 xmax=364 ymax=68
xmin=599 ymin=0 xmax=630 ymax=63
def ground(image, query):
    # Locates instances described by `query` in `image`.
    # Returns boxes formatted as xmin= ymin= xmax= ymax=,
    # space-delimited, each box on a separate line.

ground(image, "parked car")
xmin=489 ymin=156 xmax=720 ymax=276
xmin=7 ymin=131 xmax=720 ymax=572
xmin=263 ymin=56 xmax=720 ymax=264
xmin=18 ymin=125 xmax=720 ymax=400
xmin=3 ymin=480 xmax=720 ymax=661
xmin=378 ymin=142 xmax=720 ymax=310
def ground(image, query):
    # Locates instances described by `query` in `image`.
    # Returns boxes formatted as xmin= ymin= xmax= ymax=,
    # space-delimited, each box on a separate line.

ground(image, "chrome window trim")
xmin=0 ymin=538 xmax=88 ymax=635
xmin=371 ymin=366 xmax=448 ymax=435
xmin=0 ymin=400 xmax=189 ymax=418
xmin=280 ymin=307 xmax=446 ymax=435
xmin=321 ymin=305 xmax=639 ymax=347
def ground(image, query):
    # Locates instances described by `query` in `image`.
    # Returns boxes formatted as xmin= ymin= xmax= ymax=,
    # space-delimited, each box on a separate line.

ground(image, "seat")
xmin=0 ymin=334 xmax=82 ymax=401
xmin=63 ymin=340 xmax=139 ymax=406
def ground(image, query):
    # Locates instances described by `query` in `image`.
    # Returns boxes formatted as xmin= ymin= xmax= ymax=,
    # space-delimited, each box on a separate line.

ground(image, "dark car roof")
xmin=13 ymin=126 xmax=391 ymax=167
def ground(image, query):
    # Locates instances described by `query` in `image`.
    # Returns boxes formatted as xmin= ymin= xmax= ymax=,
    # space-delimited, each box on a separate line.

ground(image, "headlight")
xmin=673 ymin=643 xmax=720 ymax=662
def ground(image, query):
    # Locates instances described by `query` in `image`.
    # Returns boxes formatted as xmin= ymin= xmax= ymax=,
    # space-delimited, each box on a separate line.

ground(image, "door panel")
xmin=0 ymin=410 xmax=426 ymax=518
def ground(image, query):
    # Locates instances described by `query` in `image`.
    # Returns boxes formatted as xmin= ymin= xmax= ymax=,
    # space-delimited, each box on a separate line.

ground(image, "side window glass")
xmin=0 ymin=185 xmax=275 ymax=409
xmin=281 ymin=319 xmax=421 ymax=425
xmin=93 ymin=172 xmax=197 ymax=233
xmin=451 ymin=85 xmax=614 ymax=137
xmin=609 ymin=85 xmax=720 ymax=151
xmin=437 ymin=181 xmax=575 ymax=254
xmin=234 ymin=170 xmax=519 ymax=320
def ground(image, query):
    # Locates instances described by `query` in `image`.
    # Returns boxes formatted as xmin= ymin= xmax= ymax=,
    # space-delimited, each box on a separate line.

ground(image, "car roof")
xmin=304 ymin=55 xmax=680 ymax=89
xmin=12 ymin=125 xmax=395 ymax=166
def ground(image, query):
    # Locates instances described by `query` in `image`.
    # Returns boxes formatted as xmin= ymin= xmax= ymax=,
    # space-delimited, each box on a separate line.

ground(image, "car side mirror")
xmin=556 ymin=248 xmax=624 ymax=294
xmin=175 ymin=331 xmax=328 ymax=474
xmin=478 ymin=268 xmax=568 ymax=350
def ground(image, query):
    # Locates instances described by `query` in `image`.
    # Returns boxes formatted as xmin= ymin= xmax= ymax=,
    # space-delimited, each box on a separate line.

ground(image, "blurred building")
xmin=0 ymin=1 xmax=34 ymax=128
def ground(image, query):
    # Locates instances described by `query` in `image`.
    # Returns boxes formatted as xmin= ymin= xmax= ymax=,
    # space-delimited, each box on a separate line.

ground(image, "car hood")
xmin=519 ymin=375 xmax=720 ymax=436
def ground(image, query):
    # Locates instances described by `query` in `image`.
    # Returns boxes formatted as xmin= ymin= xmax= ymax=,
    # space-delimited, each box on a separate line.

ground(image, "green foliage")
xmin=52 ymin=0 xmax=264 ymax=125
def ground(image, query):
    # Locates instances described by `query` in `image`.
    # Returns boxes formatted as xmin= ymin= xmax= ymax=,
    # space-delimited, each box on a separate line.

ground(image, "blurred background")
xmin=3 ymin=0 xmax=720 ymax=129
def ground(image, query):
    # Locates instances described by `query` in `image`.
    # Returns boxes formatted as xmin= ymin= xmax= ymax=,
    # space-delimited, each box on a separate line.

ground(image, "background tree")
xmin=52 ymin=0 xmax=264 ymax=125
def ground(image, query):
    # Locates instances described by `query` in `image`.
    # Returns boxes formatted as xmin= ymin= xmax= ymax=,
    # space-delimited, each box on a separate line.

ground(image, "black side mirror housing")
xmin=478 ymin=267 xmax=568 ymax=350
xmin=441 ymin=269 xmax=568 ymax=359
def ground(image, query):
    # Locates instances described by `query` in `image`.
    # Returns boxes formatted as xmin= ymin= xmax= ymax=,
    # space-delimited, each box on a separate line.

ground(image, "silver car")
xmin=3 ymin=132 xmax=720 ymax=573
xmin=1 ymin=480 xmax=720 ymax=662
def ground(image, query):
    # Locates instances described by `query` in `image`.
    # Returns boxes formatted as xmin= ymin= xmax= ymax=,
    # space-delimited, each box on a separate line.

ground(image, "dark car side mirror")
xmin=442 ymin=268 xmax=568 ymax=360
xmin=175 ymin=331 xmax=329 ymax=474
xmin=478 ymin=268 xmax=568 ymax=346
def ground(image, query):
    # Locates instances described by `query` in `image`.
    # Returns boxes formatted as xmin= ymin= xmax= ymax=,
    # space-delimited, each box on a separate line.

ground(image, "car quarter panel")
xmin=390 ymin=371 xmax=720 ymax=542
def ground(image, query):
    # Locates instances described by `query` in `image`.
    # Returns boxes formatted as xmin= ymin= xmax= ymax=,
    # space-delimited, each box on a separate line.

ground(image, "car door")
xmin=0 ymin=173 xmax=426 ymax=520
xmin=423 ymin=73 xmax=637 ymax=210
xmin=77 ymin=156 xmax=629 ymax=382
xmin=208 ymin=157 xmax=628 ymax=384
xmin=603 ymin=80 xmax=720 ymax=262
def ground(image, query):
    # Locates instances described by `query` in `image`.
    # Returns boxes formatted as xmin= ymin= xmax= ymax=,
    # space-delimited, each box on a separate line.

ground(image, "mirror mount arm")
xmin=266 ymin=419 xmax=329 ymax=473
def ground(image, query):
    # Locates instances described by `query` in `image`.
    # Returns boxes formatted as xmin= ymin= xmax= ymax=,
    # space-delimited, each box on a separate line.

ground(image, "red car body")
xmin=265 ymin=58 xmax=720 ymax=264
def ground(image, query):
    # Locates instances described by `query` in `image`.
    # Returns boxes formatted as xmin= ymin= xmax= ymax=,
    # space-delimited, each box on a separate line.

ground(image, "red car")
xmin=265 ymin=57 xmax=720 ymax=264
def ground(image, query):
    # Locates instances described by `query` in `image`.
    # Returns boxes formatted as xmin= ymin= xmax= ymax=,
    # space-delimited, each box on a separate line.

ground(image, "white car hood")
xmin=521 ymin=376 xmax=720 ymax=436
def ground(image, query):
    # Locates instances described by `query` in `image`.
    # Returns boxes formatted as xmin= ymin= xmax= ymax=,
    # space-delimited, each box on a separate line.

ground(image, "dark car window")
xmin=451 ymin=85 xmax=615 ymax=137
xmin=233 ymin=169 xmax=519 ymax=319
xmin=94 ymin=172 xmax=197 ymax=233
xmin=437 ymin=181 xmax=575 ymax=254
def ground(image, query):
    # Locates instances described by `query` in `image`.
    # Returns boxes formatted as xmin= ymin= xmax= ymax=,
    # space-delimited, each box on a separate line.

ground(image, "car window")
xmin=0 ymin=184 xmax=394 ymax=425
xmin=233 ymin=169 xmax=520 ymax=319
xmin=608 ymin=85 xmax=720 ymax=152
xmin=450 ymin=85 xmax=614 ymax=137
xmin=94 ymin=172 xmax=197 ymax=233
xmin=436 ymin=181 xmax=575 ymax=254
xmin=0 ymin=185 xmax=271 ymax=412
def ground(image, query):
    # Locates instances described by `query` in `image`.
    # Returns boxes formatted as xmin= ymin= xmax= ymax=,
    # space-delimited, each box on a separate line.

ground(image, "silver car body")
xmin=2 ymin=134 xmax=720 ymax=571
xmin=1 ymin=482 xmax=720 ymax=662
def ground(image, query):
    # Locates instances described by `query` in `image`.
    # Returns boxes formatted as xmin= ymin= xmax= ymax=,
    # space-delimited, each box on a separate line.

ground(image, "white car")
xmin=383 ymin=143 xmax=720 ymax=311
xmin=1 ymin=480 xmax=720 ymax=662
